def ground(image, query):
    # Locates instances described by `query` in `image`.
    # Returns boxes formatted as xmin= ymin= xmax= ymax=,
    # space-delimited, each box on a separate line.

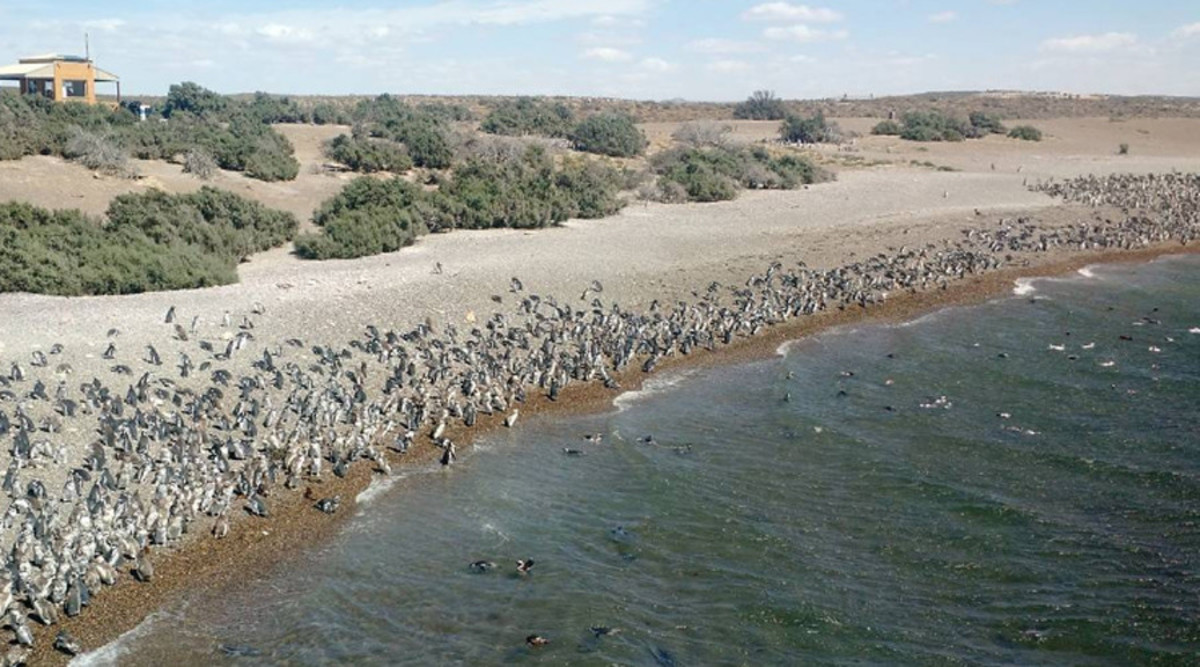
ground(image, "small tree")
xmin=163 ymin=82 xmax=228 ymax=119
xmin=569 ymin=113 xmax=646 ymax=157
xmin=780 ymin=112 xmax=840 ymax=144
xmin=733 ymin=90 xmax=787 ymax=120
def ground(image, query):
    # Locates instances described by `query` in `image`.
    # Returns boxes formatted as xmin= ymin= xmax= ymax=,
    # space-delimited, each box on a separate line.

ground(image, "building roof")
xmin=0 ymin=57 xmax=118 ymax=82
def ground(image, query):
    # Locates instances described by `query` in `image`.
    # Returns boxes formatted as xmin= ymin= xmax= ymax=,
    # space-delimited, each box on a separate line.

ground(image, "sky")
xmin=1 ymin=0 xmax=1198 ymax=100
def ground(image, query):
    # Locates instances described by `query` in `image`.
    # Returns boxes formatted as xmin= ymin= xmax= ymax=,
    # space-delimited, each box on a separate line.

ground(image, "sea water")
xmin=91 ymin=254 xmax=1200 ymax=666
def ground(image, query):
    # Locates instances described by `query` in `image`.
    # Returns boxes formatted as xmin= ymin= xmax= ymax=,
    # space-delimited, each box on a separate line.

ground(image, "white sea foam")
xmin=71 ymin=611 xmax=166 ymax=666
xmin=355 ymin=474 xmax=401 ymax=506
xmin=612 ymin=371 xmax=692 ymax=412
xmin=1012 ymin=278 xmax=1037 ymax=296
xmin=1077 ymin=266 xmax=1097 ymax=278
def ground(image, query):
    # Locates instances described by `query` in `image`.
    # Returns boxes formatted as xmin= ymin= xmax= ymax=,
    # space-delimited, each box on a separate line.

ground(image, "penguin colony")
xmin=0 ymin=172 xmax=1195 ymax=660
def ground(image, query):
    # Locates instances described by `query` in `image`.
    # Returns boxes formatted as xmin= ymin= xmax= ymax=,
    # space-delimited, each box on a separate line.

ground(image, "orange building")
xmin=0 ymin=53 xmax=120 ymax=105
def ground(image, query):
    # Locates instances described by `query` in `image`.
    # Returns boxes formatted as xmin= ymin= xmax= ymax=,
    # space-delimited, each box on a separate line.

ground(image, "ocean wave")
xmin=1012 ymin=278 xmax=1038 ymax=296
xmin=612 ymin=371 xmax=693 ymax=412
xmin=355 ymin=475 xmax=401 ymax=507
xmin=71 ymin=611 xmax=167 ymax=666
xmin=1077 ymin=266 xmax=1097 ymax=278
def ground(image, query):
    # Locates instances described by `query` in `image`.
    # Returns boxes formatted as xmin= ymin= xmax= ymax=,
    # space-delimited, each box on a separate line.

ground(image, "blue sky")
xmin=2 ymin=1 xmax=1197 ymax=99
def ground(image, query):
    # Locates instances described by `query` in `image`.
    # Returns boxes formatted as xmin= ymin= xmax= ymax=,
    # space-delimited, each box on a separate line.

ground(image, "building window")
xmin=64 ymin=80 xmax=87 ymax=98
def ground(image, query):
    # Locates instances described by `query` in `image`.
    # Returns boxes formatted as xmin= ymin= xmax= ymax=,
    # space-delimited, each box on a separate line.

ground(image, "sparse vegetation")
xmin=63 ymin=127 xmax=135 ymax=177
xmin=870 ymin=119 xmax=903 ymax=136
xmin=569 ymin=113 xmax=647 ymax=157
xmin=733 ymin=90 xmax=787 ymax=121
xmin=182 ymin=148 xmax=218 ymax=179
xmin=779 ymin=112 xmax=842 ymax=144
xmin=1007 ymin=125 xmax=1043 ymax=141
xmin=671 ymin=121 xmax=733 ymax=148
xmin=0 ymin=188 xmax=297 ymax=295
xmin=884 ymin=110 xmax=1009 ymax=142
xmin=650 ymin=145 xmax=830 ymax=203
xmin=0 ymin=85 xmax=300 ymax=181
xmin=295 ymin=146 xmax=628 ymax=259
xmin=1118 ymin=142 xmax=1130 ymax=155
xmin=481 ymin=98 xmax=576 ymax=138
xmin=324 ymin=132 xmax=413 ymax=173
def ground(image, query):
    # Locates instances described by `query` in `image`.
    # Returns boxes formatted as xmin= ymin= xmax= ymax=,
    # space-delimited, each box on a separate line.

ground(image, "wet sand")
xmin=31 ymin=240 xmax=1199 ymax=665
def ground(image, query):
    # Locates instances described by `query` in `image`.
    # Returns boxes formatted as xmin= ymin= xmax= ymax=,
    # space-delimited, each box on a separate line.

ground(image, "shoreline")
xmin=38 ymin=241 xmax=1200 ymax=665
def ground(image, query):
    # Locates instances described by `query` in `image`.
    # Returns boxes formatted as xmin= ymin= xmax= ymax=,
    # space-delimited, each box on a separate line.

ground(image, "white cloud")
xmin=1172 ymin=22 xmax=1200 ymax=39
xmin=685 ymin=38 xmax=765 ymax=54
xmin=639 ymin=57 xmax=676 ymax=72
xmin=1041 ymin=32 xmax=1138 ymax=53
xmin=583 ymin=46 xmax=633 ymax=62
xmin=928 ymin=11 xmax=957 ymax=24
xmin=706 ymin=59 xmax=751 ymax=73
xmin=256 ymin=24 xmax=316 ymax=44
xmin=763 ymin=25 xmax=848 ymax=42
xmin=82 ymin=18 xmax=126 ymax=33
xmin=741 ymin=3 xmax=843 ymax=23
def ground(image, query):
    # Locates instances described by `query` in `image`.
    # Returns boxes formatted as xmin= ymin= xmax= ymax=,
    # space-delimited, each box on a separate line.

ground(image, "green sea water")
xmin=94 ymin=254 xmax=1200 ymax=666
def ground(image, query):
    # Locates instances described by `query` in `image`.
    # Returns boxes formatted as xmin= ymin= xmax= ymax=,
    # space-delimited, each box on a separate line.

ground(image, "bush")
xmin=310 ymin=102 xmax=352 ymax=125
xmin=1118 ymin=142 xmax=1129 ymax=155
xmin=296 ymin=147 xmax=629 ymax=259
xmin=898 ymin=111 xmax=971 ymax=142
xmin=63 ymin=127 xmax=135 ymax=177
xmin=650 ymin=145 xmax=829 ymax=203
xmin=0 ymin=189 xmax=296 ymax=295
xmin=733 ymin=90 xmax=787 ymax=121
xmin=1007 ymin=125 xmax=1043 ymax=142
xmin=569 ymin=113 xmax=646 ymax=157
xmin=780 ymin=112 xmax=841 ymax=144
xmin=969 ymin=111 xmax=1007 ymax=135
xmin=295 ymin=177 xmax=433 ymax=259
xmin=324 ymin=133 xmax=412 ymax=173
xmin=871 ymin=119 xmax=903 ymax=136
xmin=0 ymin=87 xmax=300 ymax=181
xmin=672 ymin=121 xmax=732 ymax=148
xmin=395 ymin=122 xmax=453 ymax=169
xmin=480 ymin=98 xmax=575 ymax=138
xmin=163 ymin=81 xmax=228 ymax=119
xmin=183 ymin=148 xmax=218 ymax=178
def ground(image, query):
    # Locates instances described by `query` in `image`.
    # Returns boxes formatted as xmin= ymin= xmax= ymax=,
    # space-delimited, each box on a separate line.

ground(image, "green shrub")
xmin=0 ymin=189 xmax=295 ymax=295
xmin=651 ymin=145 xmax=830 ymax=202
xmin=733 ymin=90 xmax=787 ymax=121
xmin=569 ymin=113 xmax=646 ymax=157
xmin=898 ymin=111 xmax=971 ymax=142
xmin=163 ymin=81 xmax=228 ymax=118
xmin=295 ymin=177 xmax=432 ymax=259
xmin=296 ymin=147 xmax=628 ymax=259
xmin=325 ymin=133 xmax=412 ymax=173
xmin=1118 ymin=142 xmax=1129 ymax=155
xmin=780 ymin=112 xmax=841 ymax=144
xmin=310 ymin=102 xmax=352 ymax=125
xmin=0 ymin=88 xmax=300 ymax=181
xmin=871 ymin=119 xmax=903 ymax=136
xmin=1007 ymin=125 xmax=1043 ymax=141
xmin=480 ymin=98 xmax=575 ymax=138
xmin=394 ymin=121 xmax=453 ymax=169
xmin=969 ymin=111 xmax=1007 ymax=135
